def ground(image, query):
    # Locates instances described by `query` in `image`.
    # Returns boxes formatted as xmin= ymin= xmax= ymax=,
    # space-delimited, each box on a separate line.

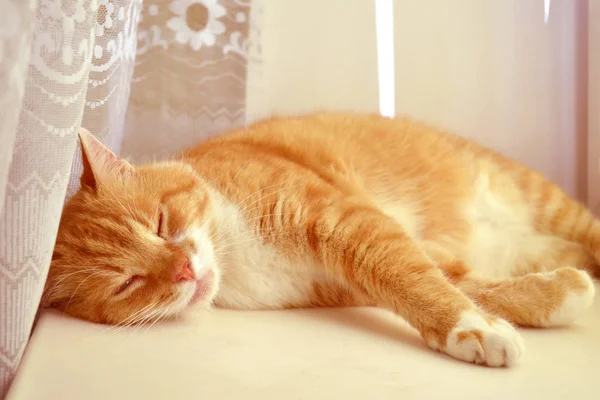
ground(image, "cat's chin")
xmin=188 ymin=269 xmax=216 ymax=306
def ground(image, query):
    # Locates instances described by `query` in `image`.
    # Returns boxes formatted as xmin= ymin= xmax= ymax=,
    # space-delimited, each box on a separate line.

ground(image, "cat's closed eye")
xmin=157 ymin=207 xmax=168 ymax=239
xmin=116 ymin=276 xmax=139 ymax=295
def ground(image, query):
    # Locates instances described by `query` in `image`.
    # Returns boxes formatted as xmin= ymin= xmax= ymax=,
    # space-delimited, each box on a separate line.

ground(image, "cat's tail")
xmin=441 ymin=262 xmax=595 ymax=327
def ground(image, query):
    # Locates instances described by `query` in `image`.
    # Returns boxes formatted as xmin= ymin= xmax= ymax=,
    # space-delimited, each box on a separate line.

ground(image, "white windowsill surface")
xmin=8 ymin=283 xmax=600 ymax=400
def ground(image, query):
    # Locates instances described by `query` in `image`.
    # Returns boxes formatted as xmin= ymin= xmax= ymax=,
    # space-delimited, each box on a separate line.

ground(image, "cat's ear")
xmin=78 ymin=128 xmax=133 ymax=191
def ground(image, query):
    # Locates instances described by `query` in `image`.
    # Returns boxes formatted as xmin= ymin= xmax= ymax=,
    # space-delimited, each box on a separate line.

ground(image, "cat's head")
xmin=42 ymin=129 xmax=220 ymax=325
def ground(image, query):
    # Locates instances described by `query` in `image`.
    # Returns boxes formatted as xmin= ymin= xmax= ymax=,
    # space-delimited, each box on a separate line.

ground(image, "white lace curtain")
xmin=0 ymin=0 xmax=259 ymax=395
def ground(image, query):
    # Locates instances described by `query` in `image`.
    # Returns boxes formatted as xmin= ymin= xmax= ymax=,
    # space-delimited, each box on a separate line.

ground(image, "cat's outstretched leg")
xmin=262 ymin=194 xmax=524 ymax=366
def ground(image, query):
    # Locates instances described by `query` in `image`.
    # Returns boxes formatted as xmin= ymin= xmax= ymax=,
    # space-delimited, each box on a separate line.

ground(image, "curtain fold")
xmin=0 ymin=1 xmax=38 ymax=394
xmin=0 ymin=1 xmax=37 ymax=214
xmin=1 ymin=1 xmax=100 ymax=395
xmin=0 ymin=1 xmax=253 ymax=396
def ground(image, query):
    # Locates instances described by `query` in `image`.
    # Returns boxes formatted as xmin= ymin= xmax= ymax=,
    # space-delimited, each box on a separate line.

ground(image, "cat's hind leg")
xmin=440 ymin=262 xmax=595 ymax=327
xmin=423 ymin=241 xmax=595 ymax=327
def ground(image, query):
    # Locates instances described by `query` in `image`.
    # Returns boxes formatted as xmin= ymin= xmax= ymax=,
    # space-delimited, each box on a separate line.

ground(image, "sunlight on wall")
xmin=375 ymin=0 xmax=395 ymax=118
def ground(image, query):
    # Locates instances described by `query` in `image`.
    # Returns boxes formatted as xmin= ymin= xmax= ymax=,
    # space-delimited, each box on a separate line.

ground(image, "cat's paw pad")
xmin=444 ymin=311 xmax=524 ymax=367
xmin=546 ymin=267 xmax=595 ymax=326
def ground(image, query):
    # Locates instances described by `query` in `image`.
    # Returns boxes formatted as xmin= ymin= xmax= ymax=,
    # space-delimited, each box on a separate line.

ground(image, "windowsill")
xmin=8 ymin=284 xmax=600 ymax=399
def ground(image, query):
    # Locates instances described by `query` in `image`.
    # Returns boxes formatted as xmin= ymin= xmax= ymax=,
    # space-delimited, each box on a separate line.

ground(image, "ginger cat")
xmin=43 ymin=113 xmax=598 ymax=367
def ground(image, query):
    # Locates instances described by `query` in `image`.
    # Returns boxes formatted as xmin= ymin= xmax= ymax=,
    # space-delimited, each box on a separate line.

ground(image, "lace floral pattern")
xmin=123 ymin=0 xmax=251 ymax=162
xmin=167 ymin=0 xmax=227 ymax=50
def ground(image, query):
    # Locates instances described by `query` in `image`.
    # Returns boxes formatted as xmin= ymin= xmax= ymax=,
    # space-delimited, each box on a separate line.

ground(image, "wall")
xmin=246 ymin=0 xmax=380 ymax=121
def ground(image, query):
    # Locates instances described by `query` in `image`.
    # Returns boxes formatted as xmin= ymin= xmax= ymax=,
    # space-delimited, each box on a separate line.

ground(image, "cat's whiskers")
xmin=46 ymin=268 xmax=94 ymax=296
xmin=216 ymin=215 xmax=298 ymax=245
xmin=245 ymin=213 xmax=297 ymax=224
xmin=237 ymin=199 xmax=289 ymax=218
xmin=135 ymin=303 xmax=171 ymax=332
xmin=213 ymin=227 xmax=296 ymax=256
xmin=211 ymin=201 xmax=302 ymax=256
xmin=208 ymin=229 xmax=228 ymax=247
xmin=47 ymin=267 xmax=112 ymax=297
xmin=214 ymin=238 xmax=262 ymax=254
xmin=65 ymin=271 xmax=107 ymax=311
xmin=133 ymin=308 xmax=164 ymax=329
xmin=212 ymin=231 xmax=265 ymax=252
xmin=94 ymin=301 xmax=160 ymax=337
xmin=136 ymin=304 xmax=164 ymax=327
xmin=144 ymin=306 xmax=172 ymax=332
xmin=117 ymin=301 xmax=160 ymax=330
xmin=237 ymin=182 xmax=288 ymax=212
xmin=133 ymin=309 xmax=159 ymax=333
xmin=213 ymin=204 xmax=294 ymax=242
xmin=207 ymin=190 xmax=296 ymax=252
xmin=237 ymin=182 xmax=305 ymax=216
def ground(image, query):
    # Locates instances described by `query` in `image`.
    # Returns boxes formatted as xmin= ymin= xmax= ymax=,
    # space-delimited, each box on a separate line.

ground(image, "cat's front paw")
xmin=442 ymin=311 xmax=525 ymax=367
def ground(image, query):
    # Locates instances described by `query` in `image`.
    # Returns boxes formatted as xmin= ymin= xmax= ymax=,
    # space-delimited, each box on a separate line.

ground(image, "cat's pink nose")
xmin=173 ymin=256 xmax=195 ymax=282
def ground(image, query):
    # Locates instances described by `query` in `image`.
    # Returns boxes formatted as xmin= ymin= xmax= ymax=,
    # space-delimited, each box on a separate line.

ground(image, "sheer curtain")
xmin=0 ymin=0 xmax=256 ymax=395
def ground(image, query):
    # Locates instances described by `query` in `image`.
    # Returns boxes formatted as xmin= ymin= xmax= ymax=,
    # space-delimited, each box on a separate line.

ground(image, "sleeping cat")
xmin=43 ymin=113 xmax=598 ymax=367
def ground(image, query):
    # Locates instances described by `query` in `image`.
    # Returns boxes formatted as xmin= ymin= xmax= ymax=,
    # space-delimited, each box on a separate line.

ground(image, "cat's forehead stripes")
xmin=102 ymin=265 xmax=124 ymax=274
xmin=159 ymin=179 xmax=200 ymax=202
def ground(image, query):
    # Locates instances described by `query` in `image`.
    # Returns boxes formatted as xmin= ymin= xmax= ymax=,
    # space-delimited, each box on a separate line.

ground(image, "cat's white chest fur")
xmin=211 ymin=201 xmax=323 ymax=309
